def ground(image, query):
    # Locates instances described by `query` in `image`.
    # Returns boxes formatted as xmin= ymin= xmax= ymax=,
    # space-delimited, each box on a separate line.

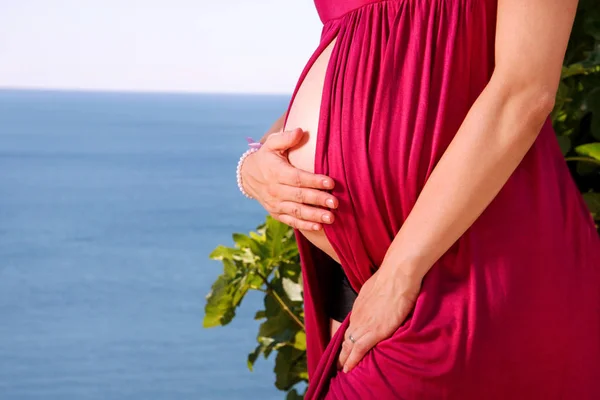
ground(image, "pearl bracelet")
xmin=236 ymin=138 xmax=262 ymax=199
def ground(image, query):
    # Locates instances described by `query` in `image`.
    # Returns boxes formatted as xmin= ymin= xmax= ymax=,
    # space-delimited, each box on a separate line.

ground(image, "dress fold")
xmin=283 ymin=1 xmax=600 ymax=398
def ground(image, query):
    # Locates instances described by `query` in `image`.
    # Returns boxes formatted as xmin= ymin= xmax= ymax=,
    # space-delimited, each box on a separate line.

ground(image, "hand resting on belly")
xmin=238 ymin=38 xmax=340 ymax=235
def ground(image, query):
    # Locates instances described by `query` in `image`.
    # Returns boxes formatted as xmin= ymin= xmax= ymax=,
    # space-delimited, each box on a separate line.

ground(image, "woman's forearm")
xmin=381 ymin=74 xmax=555 ymax=279
xmin=379 ymin=0 xmax=577 ymax=279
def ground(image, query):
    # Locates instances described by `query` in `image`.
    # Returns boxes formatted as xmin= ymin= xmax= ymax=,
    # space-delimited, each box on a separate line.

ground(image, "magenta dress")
xmin=284 ymin=0 xmax=600 ymax=398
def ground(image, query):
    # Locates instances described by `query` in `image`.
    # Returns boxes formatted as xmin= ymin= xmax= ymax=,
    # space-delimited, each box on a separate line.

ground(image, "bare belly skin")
xmin=284 ymin=38 xmax=344 ymax=338
xmin=285 ymin=38 xmax=339 ymax=265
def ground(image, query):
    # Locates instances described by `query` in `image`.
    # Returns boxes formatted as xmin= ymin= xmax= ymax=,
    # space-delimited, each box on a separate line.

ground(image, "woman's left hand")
xmin=337 ymin=266 xmax=423 ymax=373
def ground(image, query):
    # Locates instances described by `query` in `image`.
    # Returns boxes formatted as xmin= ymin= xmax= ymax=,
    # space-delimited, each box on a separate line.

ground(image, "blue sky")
xmin=0 ymin=0 xmax=323 ymax=94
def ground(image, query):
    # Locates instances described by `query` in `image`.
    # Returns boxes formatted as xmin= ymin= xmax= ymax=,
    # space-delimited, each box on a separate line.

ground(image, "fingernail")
xmin=322 ymin=214 xmax=331 ymax=223
xmin=326 ymin=198 xmax=335 ymax=208
xmin=313 ymin=224 xmax=321 ymax=231
xmin=343 ymin=366 xmax=348 ymax=373
xmin=323 ymin=179 xmax=332 ymax=188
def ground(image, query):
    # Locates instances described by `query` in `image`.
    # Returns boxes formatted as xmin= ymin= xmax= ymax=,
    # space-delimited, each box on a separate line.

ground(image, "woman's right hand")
xmin=241 ymin=128 xmax=338 ymax=231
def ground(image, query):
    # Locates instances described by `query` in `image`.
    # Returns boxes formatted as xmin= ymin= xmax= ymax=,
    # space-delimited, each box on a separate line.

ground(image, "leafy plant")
xmin=203 ymin=216 xmax=308 ymax=399
xmin=204 ymin=3 xmax=599 ymax=399
xmin=552 ymin=0 xmax=600 ymax=228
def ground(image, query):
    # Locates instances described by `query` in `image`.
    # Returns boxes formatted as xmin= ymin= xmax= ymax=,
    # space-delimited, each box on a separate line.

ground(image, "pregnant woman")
xmin=239 ymin=0 xmax=600 ymax=398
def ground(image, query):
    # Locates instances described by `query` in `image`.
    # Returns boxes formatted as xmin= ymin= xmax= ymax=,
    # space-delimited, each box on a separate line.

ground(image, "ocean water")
xmin=0 ymin=89 xmax=290 ymax=399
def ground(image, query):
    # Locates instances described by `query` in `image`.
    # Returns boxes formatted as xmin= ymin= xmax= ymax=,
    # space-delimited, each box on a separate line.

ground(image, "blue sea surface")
xmin=0 ymin=89 xmax=289 ymax=399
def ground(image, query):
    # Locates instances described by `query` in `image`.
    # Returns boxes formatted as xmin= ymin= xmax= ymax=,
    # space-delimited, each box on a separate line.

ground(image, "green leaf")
xmin=255 ymin=310 xmax=266 ymax=320
xmin=203 ymin=274 xmax=236 ymax=328
xmin=247 ymin=272 xmax=265 ymax=290
xmin=262 ymin=339 xmax=277 ymax=359
xmin=292 ymin=330 xmax=307 ymax=351
xmin=281 ymin=235 xmax=301 ymax=260
xmin=575 ymin=142 xmax=600 ymax=161
xmin=274 ymin=347 xmax=306 ymax=391
xmin=280 ymin=263 xmax=302 ymax=282
xmin=582 ymin=192 xmax=600 ymax=219
xmin=203 ymin=257 xmax=253 ymax=328
xmin=282 ymin=277 xmax=303 ymax=302
xmin=209 ymin=245 xmax=238 ymax=261
xmin=222 ymin=258 xmax=238 ymax=278
xmin=258 ymin=310 xmax=296 ymax=344
xmin=562 ymin=63 xmax=595 ymax=79
xmin=264 ymin=292 xmax=280 ymax=318
xmin=556 ymin=135 xmax=572 ymax=156
xmin=582 ymin=6 xmax=600 ymax=40
xmin=233 ymin=232 xmax=265 ymax=258
xmin=249 ymin=231 xmax=264 ymax=241
xmin=576 ymin=160 xmax=599 ymax=176
xmin=266 ymin=216 xmax=290 ymax=258
xmin=593 ymin=114 xmax=600 ymax=141
xmin=286 ymin=388 xmax=305 ymax=400
xmin=248 ymin=345 xmax=262 ymax=371
xmin=587 ymin=88 xmax=600 ymax=140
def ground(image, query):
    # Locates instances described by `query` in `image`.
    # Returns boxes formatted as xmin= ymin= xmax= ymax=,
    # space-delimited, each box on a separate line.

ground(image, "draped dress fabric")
xmin=283 ymin=0 xmax=600 ymax=398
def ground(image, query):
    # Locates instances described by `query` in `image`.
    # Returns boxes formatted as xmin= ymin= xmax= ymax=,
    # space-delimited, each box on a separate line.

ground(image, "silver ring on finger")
xmin=348 ymin=334 xmax=357 ymax=344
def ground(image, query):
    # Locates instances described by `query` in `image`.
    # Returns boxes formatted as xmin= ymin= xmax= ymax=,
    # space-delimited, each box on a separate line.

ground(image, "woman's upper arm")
xmin=493 ymin=0 xmax=579 ymax=97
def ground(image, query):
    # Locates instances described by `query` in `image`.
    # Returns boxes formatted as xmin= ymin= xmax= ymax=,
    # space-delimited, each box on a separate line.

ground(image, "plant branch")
xmin=565 ymin=156 xmax=600 ymax=166
xmin=255 ymin=270 xmax=305 ymax=330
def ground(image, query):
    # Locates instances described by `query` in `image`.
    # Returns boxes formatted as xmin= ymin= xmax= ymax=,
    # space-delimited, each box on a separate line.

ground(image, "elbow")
xmin=489 ymin=72 xmax=557 ymax=135
xmin=526 ymin=89 xmax=556 ymax=123
xmin=520 ymin=88 xmax=555 ymax=138
xmin=513 ymin=87 xmax=555 ymax=140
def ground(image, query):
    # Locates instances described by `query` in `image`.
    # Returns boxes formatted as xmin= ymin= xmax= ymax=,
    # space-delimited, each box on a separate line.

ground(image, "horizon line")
xmin=0 ymin=86 xmax=292 ymax=97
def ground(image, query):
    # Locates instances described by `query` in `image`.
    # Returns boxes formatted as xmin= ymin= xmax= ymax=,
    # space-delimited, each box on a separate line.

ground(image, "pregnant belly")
xmin=284 ymin=38 xmax=340 ymax=264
